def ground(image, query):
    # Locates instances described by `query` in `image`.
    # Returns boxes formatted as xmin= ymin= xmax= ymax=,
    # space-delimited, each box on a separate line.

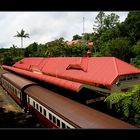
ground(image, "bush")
xmin=105 ymin=84 xmax=140 ymax=126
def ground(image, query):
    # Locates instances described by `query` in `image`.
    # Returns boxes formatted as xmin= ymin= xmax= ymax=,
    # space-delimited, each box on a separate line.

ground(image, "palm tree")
xmin=14 ymin=29 xmax=30 ymax=48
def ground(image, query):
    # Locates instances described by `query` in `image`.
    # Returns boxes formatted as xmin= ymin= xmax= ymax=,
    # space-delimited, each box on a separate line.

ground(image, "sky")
xmin=0 ymin=11 xmax=129 ymax=48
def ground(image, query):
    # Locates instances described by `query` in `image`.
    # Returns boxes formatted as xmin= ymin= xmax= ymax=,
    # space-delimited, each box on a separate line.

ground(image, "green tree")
xmin=24 ymin=42 xmax=38 ymax=57
xmin=104 ymin=13 xmax=119 ymax=29
xmin=120 ymin=12 xmax=140 ymax=44
xmin=105 ymin=85 xmax=140 ymax=126
xmin=130 ymin=40 xmax=140 ymax=68
xmin=72 ymin=34 xmax=82 ymax=40
xmin=93 ymin=11 xmax=105 ymax=34
xmin=10 ymin=44 xmax=17 ymax=57
xmin=46 ymin=37 xmax=67 ymax=57
xmin=132 ymin=40 xmax=140 ymax=56
xmin=14 ymin=29 xmax=30 ymax=48
xmin=93 ymin=12 xmax=119 ymax=33
xmin=2 ymin=55 xmax=13 ymax=66
xmin=100 ymin=37 xmax=131 ymax=62
xmin=130 ymin=56 xmax=140 ymax=68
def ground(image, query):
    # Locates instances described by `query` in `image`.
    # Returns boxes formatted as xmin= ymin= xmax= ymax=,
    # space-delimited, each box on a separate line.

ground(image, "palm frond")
xmin=14 ymin=29 xmax=30 ymax=38
xmin=105 ymin=92 xmax=125 ymax=104
xmin=121 ymin=98 xmax=132 ymax=117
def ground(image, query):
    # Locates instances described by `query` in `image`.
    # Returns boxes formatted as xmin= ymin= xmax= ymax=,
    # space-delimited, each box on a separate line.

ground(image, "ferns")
xmin=105 ymin=92 xmax=125 ymax=104
xmin=105 ymin=84 xmax=140 ymax=126
xmin=121 ymin=98 xmax=132 ymax=117
xmin=133 ymin=100 xmax=140 ymax=113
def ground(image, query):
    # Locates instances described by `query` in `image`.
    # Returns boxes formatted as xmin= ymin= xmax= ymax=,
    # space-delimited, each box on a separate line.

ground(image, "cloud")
xmin=0 ymin=11 xmax=129 ymax=48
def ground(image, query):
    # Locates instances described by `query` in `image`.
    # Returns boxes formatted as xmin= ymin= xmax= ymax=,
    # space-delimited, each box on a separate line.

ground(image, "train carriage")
xmin=0 ymin=71 xmax=37 ymax=110
xmin=0 ymin=69 xmax=136 ymax=128
xmin=0 ymin=69 xmax=8 ymax=85
xmin=24 ymin=85 xmax=135 ymax=128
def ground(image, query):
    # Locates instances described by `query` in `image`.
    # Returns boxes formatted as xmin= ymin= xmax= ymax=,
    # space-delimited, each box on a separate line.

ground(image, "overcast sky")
xmin=0 ymin=11 xmax=129 ymax=48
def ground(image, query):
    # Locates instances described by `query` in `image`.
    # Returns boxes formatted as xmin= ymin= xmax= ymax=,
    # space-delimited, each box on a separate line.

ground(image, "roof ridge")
xmin=113 ymin=57 xmax=119 ymax=75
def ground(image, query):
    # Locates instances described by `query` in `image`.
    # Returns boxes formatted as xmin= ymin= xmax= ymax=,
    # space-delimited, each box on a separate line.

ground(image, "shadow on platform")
xmin=0 ymin=107 xmax=42 ymax=128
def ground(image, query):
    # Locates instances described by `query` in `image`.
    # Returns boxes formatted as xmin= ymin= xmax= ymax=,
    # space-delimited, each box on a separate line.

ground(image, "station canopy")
xmin=2 ymin=57 xmax=140 ymax=92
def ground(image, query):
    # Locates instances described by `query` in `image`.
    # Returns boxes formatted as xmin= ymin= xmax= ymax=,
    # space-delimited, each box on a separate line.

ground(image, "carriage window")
xmin=49 ymin=113 xmax=52 ymax=120
xmin=14 ymin=88 xmax=17 ymax=95
xmin=28 ymin=97 xmax=30 ymax=104
xmin=33 ymin=101 xmax=35 ymax=107
xmin=57 ymin=119 xmax=60 ymax=127
xmin=66 ymin=126 xmax=70 ymax=129
xmin=43 ymin=109 xmax=46 ymax=116
xmin=62 ymin=122 xmax=66 ymax=128
xmin=53 ymin=116 xmax=56 ymax=123
xmin=53 ymin=116 xmax=56 ymax=124
xmin=40 ymin=106 xmax=42 ymax=113
xmin=15 ymin=89 xmax=17 ymax=95
xmin=36 ymin=104 xmax=39 ymax=110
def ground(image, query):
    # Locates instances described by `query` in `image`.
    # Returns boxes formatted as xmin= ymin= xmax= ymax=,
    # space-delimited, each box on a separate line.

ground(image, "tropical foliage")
xmin=105 ymin=85 xmax=140 ymax=126
xmin=0 ymin=11 xmax=140 ymax=68
xmin=14 ymin=29 xmax=30 ymax=48
xmin=0 ymin=11 xmax=140 ymax=127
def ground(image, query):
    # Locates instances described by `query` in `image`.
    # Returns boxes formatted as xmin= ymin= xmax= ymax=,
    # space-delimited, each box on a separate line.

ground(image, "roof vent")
xmin=66 ymin=57 xmax=88 ymax=72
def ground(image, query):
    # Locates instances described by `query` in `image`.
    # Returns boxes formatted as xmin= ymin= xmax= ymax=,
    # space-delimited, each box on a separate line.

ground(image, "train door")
xmin=21 ymin=91 xmax=28 ymax=113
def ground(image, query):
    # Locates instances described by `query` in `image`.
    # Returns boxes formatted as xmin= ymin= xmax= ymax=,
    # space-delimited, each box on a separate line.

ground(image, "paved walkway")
xmin=0 ymin=86 xmax=42 ymax=128
xmin=0 ymin=87 xmax=23 ymax=112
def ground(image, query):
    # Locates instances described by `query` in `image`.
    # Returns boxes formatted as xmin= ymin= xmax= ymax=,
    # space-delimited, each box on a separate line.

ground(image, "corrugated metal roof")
xmin=3 ymin=57 xmax=140 ymax=88
xmin=2 ymin=65 xmax=83 ymax=92
xmin=13 ymin=57 xmax=44 ymax=71
xmin=25 ymin=85 xmax=135 ymax=128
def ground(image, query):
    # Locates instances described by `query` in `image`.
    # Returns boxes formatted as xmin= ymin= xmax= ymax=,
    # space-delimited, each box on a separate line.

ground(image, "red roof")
xmin=3 ymin=57 xmax=140 ymax=91
xmin=66 ymin=40 xmax=95 ymax=47
xmin=2 ymin=65 xmax=83 ymax=92
xmin=87 ymin=42 xmax=95 ymax=46
xmin=66 ymin=39 xmax=80 ymax=45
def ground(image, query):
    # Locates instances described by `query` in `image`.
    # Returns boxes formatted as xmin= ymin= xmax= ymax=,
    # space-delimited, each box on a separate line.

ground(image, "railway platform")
xmin=0 ymin=86 xmax=42 ymax=128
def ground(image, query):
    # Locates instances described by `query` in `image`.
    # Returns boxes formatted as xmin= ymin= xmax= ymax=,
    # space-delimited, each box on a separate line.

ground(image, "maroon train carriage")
xmin=0 ymin=69 xmax=8 ymax=85
xmin=24 ymin=85 xmax=135 ymax=128
xmin=0 ymin=69 xmax=136 ymax=128
xmin=0 ymin=70 xmax=37 ymax=110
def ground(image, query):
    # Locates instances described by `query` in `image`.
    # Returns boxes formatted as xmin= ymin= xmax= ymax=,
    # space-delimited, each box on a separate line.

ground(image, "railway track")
xmin=0 ymin=86 xmax=42 ymax=128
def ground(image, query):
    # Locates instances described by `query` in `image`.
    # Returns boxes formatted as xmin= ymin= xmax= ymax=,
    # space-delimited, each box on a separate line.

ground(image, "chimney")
xmin=86 ymin=49 xmax=92 ymax=57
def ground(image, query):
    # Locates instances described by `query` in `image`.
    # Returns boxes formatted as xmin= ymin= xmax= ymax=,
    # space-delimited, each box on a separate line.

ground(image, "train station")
xmin=0 ymin=56 xmax=140 ymax=128
xmin=2 ymin=57 xmax=140 ymax=104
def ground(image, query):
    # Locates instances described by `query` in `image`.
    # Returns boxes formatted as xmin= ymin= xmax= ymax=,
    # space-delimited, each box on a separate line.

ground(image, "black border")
xmin=0 ymin=0 xmax=140 ymax=11
xmin=0 ymin=0 xmax=140 ymax=138
xmin=0 ymin=128 xmax=140 ymax=138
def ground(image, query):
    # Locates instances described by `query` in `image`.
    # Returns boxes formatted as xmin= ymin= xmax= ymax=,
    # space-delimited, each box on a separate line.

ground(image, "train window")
xmin=66 ymin=126 xmax=70 ymax=129
xmin=53 ymin=116 xmax=56 ymax=124
xmin=28 ymin=97 xmax=30 ymax=104
xmin=12 ymin=87 xmax=14 ymax=93
xmin=33 ymin=101 xmax=35 ymax=107
xmin=15 ymin=89 xmax=17 ymax=95
xmin=36 ymin=104 xmax=39 ymax=110
xmin=43 ymin=109 xmax=46 ymax=116
xmin=62 ymin=122 xmax=66 ymax=128
xmin=40 ymin=106 xmax=42 ymax=113
xmin=56 ymin=119 xmax=60 ymax=127
xmin=49 ymin=113 xmax=52 ymax=121
xmin=14 ymin=89 xmax=17 ymax=95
